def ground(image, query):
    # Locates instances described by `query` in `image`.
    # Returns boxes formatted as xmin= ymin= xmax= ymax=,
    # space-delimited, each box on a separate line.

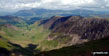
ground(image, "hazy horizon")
xmin=0 ymin=0 xmax=109 ymax=12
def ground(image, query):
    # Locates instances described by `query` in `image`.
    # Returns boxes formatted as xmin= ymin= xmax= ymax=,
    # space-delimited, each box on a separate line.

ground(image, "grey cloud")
xmin=0 ymin=0 xmax=109 ymax=11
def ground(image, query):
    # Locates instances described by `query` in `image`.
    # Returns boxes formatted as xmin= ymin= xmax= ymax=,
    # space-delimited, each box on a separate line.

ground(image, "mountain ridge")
xmin=42 ymin=16 xmax=109 ymax=47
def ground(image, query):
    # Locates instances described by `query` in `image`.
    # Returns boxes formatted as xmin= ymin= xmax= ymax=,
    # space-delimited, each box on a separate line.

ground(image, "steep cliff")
xmin=44 ymin=16 xmax=109 ymax=45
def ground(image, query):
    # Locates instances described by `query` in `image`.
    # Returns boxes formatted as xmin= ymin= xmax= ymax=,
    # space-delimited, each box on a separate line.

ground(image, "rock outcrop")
xmin=44 ymin=16 xmax=109 ymax=45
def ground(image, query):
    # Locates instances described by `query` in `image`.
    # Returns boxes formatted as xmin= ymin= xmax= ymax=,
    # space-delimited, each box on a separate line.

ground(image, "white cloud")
xmin=0 ymin=0 xmax=109 ymax=11
xmin=15 ymin=2 xmax=40 ymax=9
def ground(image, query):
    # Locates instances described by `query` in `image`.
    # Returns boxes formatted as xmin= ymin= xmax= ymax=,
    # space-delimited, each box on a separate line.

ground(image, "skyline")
xmin=0 ymin=0 xmax=109 ymax=12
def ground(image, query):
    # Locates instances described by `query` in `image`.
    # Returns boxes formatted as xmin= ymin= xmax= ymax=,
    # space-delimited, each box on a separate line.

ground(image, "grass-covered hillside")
xmin=37 ymin=36 xmax=109 ymax=56
xmin=0 ymin=21 xmax=50 ymax=47
xmin=0 ymin=35 xmax=40 ymax=56
xmin=0 ymin=36 xmax=15 ymax=51
xmin=0 ymin=15 xmax=109 ymax=56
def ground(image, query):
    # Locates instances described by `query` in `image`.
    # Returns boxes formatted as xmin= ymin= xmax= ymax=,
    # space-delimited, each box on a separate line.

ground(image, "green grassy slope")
xmin=0 ymin=21 xmax=50 ymax=48
xmin=37 ymin=36 xmax=109 ymax=56
xmin=0 ymin=36 xmax=39 ymax=56
xmin=37 ymin=33 xmax=71 ymax=51
xmin=0 ymin=38 xmax=15 ymax=51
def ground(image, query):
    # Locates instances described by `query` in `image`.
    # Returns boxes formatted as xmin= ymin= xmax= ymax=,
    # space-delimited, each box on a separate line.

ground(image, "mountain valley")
xmin=0 ymin=14 xmax=109 ymax=56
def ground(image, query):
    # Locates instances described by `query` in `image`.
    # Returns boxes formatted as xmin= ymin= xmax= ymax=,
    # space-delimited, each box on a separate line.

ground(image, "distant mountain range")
xmin=10 ymin=8 xmax=109 ymax=20
xmin=0 ymin=15 xmax=23 ymax=25
xmin=0 ymin=8 xmax=109 ymax=23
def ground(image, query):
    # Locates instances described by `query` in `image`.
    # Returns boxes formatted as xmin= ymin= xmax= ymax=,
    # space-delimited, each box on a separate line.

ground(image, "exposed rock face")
xmin=44 ymin=16 xmax=109 ymax=45
xmin=44 ymin=16 xmax=64 ymax=29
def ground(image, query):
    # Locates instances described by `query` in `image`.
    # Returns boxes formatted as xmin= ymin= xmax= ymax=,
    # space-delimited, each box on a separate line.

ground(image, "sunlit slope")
xmin=0 ymin=21 xmax=50 ymax=47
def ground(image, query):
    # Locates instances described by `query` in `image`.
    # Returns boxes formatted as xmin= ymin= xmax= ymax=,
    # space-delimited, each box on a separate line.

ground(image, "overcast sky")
xmin=0 ymin=0 xmax=109 ymax=12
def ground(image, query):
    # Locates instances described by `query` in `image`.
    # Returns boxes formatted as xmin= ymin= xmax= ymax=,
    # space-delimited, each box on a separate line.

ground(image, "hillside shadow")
xmin=9 ymin=43 xmax=39 ymax=56
xmin=0 ymin=47 xmax=10 ymax=56
xmin=36 ymin=36 xmax=109 ymax=56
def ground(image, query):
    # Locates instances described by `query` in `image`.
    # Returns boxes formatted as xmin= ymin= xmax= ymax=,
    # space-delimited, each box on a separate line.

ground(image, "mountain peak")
xmin=51 ymin=16 xmax=64 ymax=18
